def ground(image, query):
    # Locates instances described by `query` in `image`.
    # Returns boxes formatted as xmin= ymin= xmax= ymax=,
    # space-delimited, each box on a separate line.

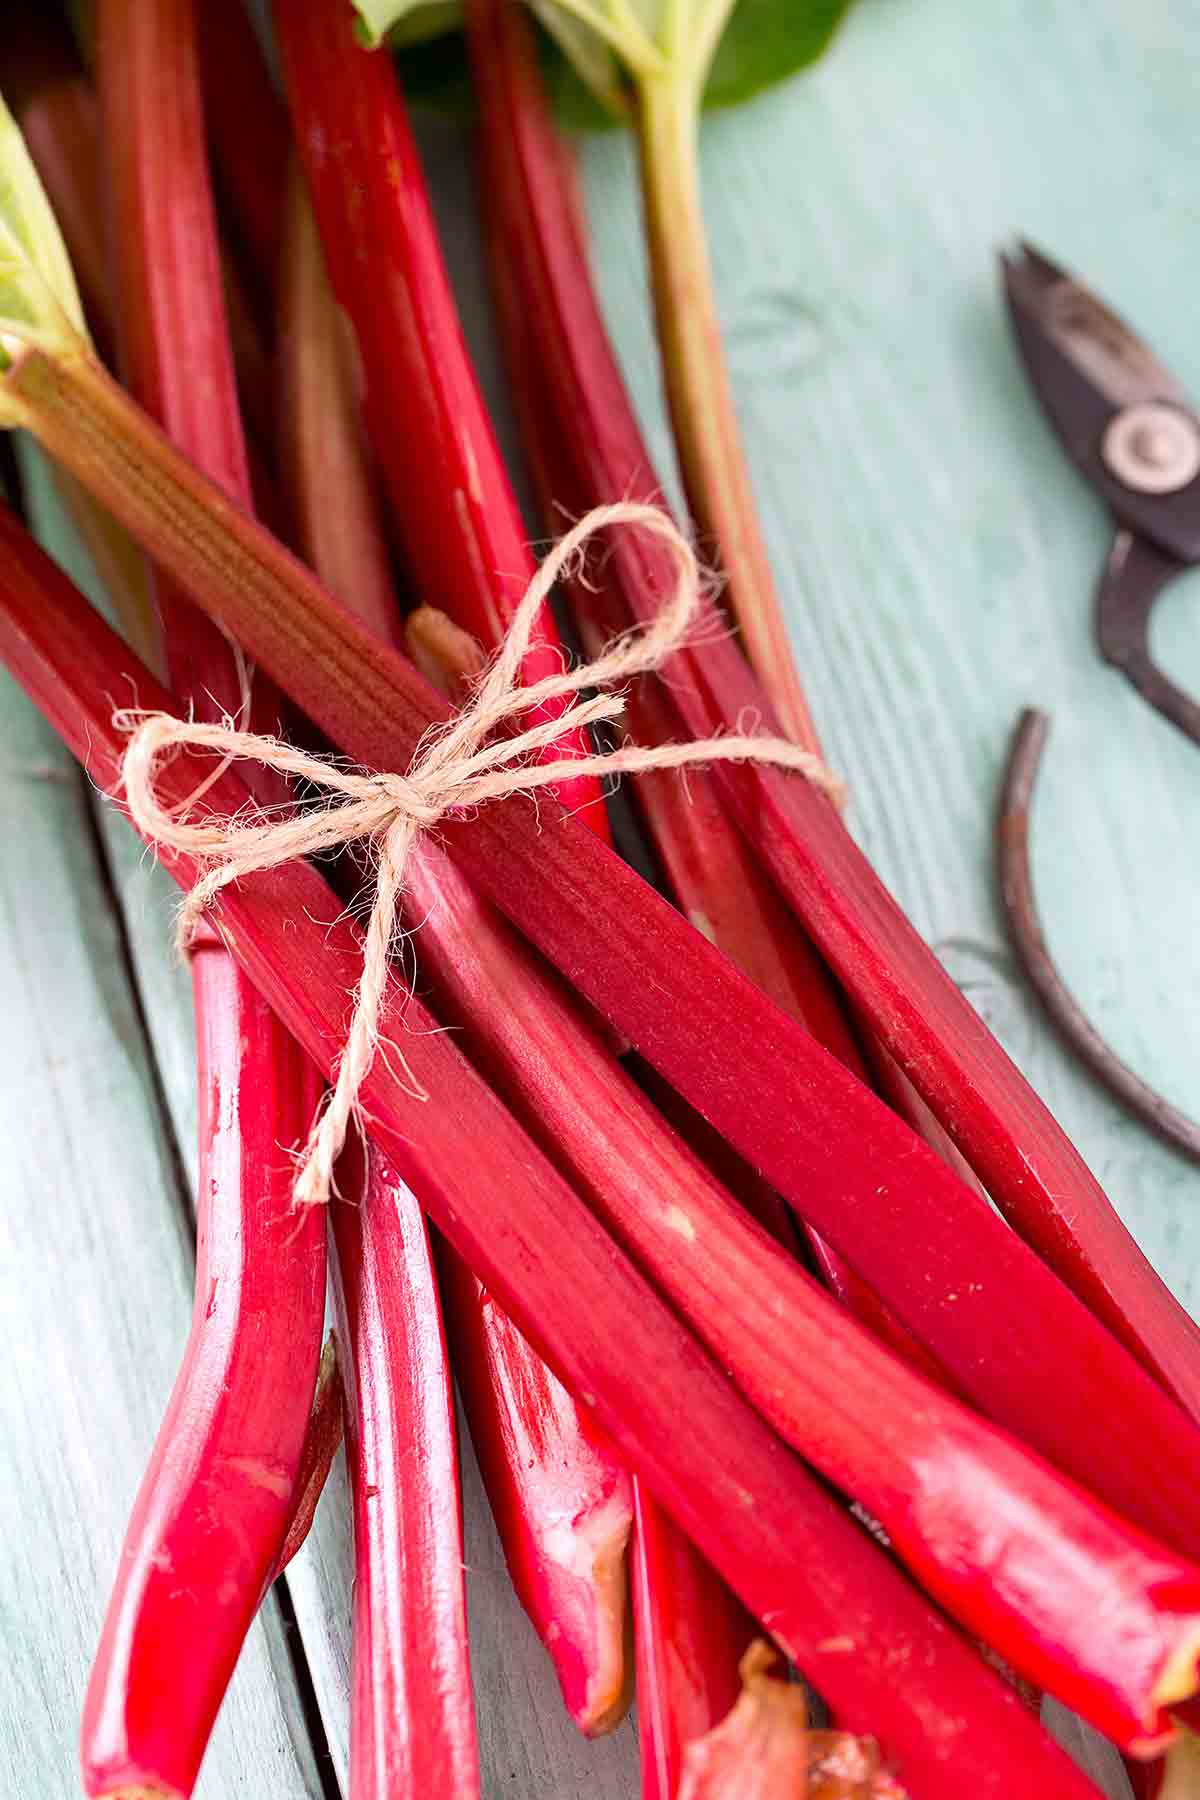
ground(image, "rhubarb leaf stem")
xmin=633 ymin=68 xmax=820 ymax=747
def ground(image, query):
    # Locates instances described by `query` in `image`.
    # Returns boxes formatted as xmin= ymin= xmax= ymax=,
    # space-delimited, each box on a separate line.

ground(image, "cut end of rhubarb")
xmin=405 ymin=605 xmax=485 ymax=698
xmin=678 ymin=1641 xmax=908 ymax=1799
xmin=552 ymin=1483 xmax=635 ymax=1737
xmin=101 ymin=1787 xmax=179 ymax=1800
xmin=1155 ymin=1625 xmax=1200 ymax=1710
xmin=1158 ymin=1728 xmax=1200 ymax=1800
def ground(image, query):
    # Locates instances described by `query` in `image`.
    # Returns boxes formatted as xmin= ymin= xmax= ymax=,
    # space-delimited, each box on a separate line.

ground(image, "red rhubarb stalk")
xmin=79 ymin=955 xmax=325 ymax=1800
xmin=275 ymin=173 xmax=401 ymax=651
xmin=472 ymin=92 xmax=971 ymax=1767
xmin=395 ymin=832 xmax=1200 ymax=1751
xmin=457 ymin=0 xmax=1200 ymax=1422
xmin=474 ymin=72 xmax=960 ymax=1385
xmin=5 ymin=9 xmax=154 ymax=664
xmin=80 ymin=6 xmax=326 ymax=1794
xmin=272 ymin=0 xmax=607 ymax=828
xmin=278 ymin=188 xmax=482 ymax=1786
xmin=436 ymin=1245 xmax=634 ymax=1734
xmin=0 ymin=513 xmax=1111 ymax=1799
xmin=631 ymin=1491 xmax=754 ymax=1800
xmin=195 ymin=0 xmax=291 ymax=324
xmin=397 ymin=603 xmax=745 ymax=1754
xmin=329 ymin=1134 xmax=481 ymax=1799
xmin=13 ymin=344 xmax=1200 ymax=1567
xmin=274 ymin=185 xmax=635 ymax=1734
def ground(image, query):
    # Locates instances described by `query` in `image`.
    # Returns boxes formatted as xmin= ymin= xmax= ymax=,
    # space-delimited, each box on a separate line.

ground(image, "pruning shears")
xmin=993 ymin=244 xmax=1200 ymax=1164
xmin=1001 ymin=241 xmax=1200 ymax=746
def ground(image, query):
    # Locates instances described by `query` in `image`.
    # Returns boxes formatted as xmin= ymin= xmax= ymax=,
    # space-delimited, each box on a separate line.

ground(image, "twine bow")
xmin=120 ymin=502 xmax=842 ymax=1207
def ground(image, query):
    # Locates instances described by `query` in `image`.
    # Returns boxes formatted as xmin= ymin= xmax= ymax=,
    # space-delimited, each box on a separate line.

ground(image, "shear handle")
xmin=1096 ymin=529 xmax=1200 ymax=747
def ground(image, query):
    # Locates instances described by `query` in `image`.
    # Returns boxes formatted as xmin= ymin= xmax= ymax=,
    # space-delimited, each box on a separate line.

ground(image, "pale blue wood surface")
xmin=3 ymin=2 xmax=1196 ymax=1796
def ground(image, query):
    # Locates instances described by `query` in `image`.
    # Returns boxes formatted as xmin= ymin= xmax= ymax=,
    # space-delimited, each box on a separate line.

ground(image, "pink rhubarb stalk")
xmin=0 ymin=509 xmax=1110 ymax=1800
xmin=275 ymin=175 xmax=400 ymax=653
xmin=274 ymin=184 xmax=635 ymax=1733
xmin=6 ymin=10 xmax=115 ymax=369
xmin=457 ymin=0 xmax=1200 ymax=1423
xmin=272 ymin=0 xmax=606 ymax=827
xmin=329 ymin=1134 xmax=481 ymax=1799
xmin=80 ymin=5 xmax=326 ymax=1795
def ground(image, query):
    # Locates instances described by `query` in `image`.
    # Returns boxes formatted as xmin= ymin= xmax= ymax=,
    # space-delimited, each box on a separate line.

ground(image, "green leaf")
xmin=0 ymin=93 xmax=87 ymax=369
xmin=363 ymin=0 xmax=854 ymax=127
xmin=706 ymin=0 xmax=853 ymax=111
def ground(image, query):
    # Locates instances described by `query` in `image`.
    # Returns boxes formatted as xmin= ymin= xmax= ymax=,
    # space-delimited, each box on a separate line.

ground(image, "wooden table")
xmin=4 ymin=2 xmax=1195 ymax=1794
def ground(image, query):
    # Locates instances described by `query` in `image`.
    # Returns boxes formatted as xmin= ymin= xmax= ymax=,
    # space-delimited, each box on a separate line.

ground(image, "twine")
xmin=119 ymin=502 xmax=842 ymax=1208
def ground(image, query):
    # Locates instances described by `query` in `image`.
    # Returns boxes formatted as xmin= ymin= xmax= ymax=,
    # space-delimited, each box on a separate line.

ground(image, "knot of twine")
xmin=119 ymin=502 xmax=842 ymax=1208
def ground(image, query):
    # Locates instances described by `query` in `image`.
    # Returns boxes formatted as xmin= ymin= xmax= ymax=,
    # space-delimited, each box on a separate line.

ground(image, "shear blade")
xmin=1001 ymin=241 xmax=1191 ymax=411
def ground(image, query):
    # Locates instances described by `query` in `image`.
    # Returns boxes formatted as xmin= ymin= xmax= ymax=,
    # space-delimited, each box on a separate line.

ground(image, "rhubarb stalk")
xmin=391 ymin=819 xmax=1200 ymax=1751
xmin=79 ymin=6 xmax=326 ymax=1793
xmin=631 ymin=1491 xmax=754 ymax=1800
xmin=470 ymin=23 xmax=962 ymax=1379
xmin=272 ymin=0 xmax=607 ymax=827
xmin=279 ymin=180 xmax=484 ymax=1792
xmin=5 ymin=97 xmax=1200 ymax=1559
xmin=634 ymin=56 xmax=818 ymax=747
xmin=449 ymin=0 xmax=1200 ymax=1424
xmin=274 ymin=180 xmax=635 ymax=1734
xmin=196 ymin=0 xmax=291 ymax=322
xmin=5 ymin=7 xmax=153 ymax=663
xmin=11 ymin=333 xmax=1200 ymax=1568
xmin=0 ymin=509 xmax=1111 ymax=1799
xmin=79 ymin=954 xmax=325 ymax=1800
xmin=329 ymin=1134 xmax=481 ymax=1799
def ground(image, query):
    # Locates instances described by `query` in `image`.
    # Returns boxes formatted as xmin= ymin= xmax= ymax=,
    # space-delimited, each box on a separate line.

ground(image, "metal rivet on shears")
xmin=1102 ymin=401 xmax=1200 ymax=495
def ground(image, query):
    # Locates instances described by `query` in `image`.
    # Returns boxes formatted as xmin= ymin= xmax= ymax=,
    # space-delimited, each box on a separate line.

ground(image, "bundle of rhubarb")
xmin=0 ymin=3 xmax=1195 ymax=1797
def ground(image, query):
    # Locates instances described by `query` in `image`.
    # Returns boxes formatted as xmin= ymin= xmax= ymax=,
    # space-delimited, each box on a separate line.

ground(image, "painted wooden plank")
xmin=16 ymin=446 xmax=201 ymax=1194
xmin=0 ymin=657 xmax=323 ymax=1799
